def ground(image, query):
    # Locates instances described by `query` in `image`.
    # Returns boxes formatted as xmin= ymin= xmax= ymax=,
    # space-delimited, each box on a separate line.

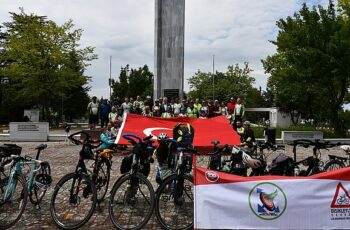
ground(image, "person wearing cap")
xmin=241 ymin=121 xmax=255 ymax=149
xmin=87 ymin=96 xmax=99 ymax=130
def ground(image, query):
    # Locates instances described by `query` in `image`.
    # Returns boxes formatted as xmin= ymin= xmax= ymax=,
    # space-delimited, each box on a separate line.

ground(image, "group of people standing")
xmin=86 ymin=95 xmax=253 ymax=146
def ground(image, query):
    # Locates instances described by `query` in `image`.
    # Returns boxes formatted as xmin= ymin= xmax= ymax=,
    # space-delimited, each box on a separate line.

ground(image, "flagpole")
xmin=109 ymin=56 xmax=112 ymax=100
xmin=212 ymin=55 xmax=215 ymax=101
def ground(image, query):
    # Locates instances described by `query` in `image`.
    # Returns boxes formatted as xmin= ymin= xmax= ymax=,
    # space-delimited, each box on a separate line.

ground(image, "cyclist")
xmin=95 ymin=127 xmax=115 ymax=152
xmin=241 ymin=121 xmax=255 ymax=150
xmin=187 ymin=101 xmax=197 ymax=118
xmin=161 ymin=106 xmax=174 ymax=118
xmin=236 ymin=120 xmax=245 ymax=137
xmin=193 ymin=99 xmax=202 ymax=117
xmin=154 ymin=133 xmax=173 ymax=184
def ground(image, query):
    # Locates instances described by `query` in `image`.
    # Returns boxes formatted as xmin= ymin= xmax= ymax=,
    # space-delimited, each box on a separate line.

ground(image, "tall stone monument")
xmin=154 ymin=0 xmax=185 ymax=100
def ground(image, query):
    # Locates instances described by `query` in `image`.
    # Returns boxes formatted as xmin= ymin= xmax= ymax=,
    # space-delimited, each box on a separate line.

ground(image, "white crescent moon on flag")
xmin=143 ymin=127 xmax=172 ymax=140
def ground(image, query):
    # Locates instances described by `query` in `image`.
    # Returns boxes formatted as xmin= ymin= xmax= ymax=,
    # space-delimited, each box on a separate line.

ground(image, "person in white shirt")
xmin=122 ymin=97 xmax=132 ymax=114
xmin=108 ymin=106 xmax=118 ymax=124
xmin=173 ymin=98 xmax=182 ymax=117
xmin=87 ymin=96 xmax=99 ymax=130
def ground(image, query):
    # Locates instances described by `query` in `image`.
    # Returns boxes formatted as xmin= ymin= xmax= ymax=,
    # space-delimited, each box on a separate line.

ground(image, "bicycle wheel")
xmin=0 ymin=175 xmax=28 ymax=230
xmin=30 ymin=162 xmax=51 ymax=205
xmin=95 ymin=158 xmax=110 ymax=203
xmin=155 ymin=174 xmax=193 ymax=230
xmin=109 ymin=173 xmax=155 ymax=230
xmin=324 ymin=160 xmax=345 ymax=172
xmin=50 ymin=173 xmax=97 ymax=230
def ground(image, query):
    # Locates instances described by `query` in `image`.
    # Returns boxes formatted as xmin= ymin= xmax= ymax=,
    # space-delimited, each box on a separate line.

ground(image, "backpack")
xmin=173 ymin=123 xmax=194 ymax=148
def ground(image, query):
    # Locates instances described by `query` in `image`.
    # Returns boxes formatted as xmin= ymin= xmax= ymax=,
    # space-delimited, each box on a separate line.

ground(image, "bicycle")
xmin=337 ymin=194 xmax=350 ymax=205
xmin=323 ymin=144 xmax=350 ymax=172
xmin=290 ymin=139 xmax=339 ymax=176
xmin=208 ymin=141 xmax=288 ymax=177
xmin=155 ymin=139 xmax=228 ymax=230
xmin=50 ymin=131 xmax=113 ymax=230
xmin=108 ymin=134 xmax=155 ymax=230
xmin=0 ymin=144 xmax=51 ymax=229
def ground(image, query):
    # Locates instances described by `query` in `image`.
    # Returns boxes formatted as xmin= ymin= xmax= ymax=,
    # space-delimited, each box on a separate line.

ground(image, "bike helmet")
xmin=157 ymin=133 xmax=169 ymax=142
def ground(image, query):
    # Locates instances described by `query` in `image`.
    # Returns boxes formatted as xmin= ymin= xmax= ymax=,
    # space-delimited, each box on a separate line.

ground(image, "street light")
xmin=212 ymin=55 xmax=215 ymax=101
xmin=109 ymin=56 xmax=112 ymax=100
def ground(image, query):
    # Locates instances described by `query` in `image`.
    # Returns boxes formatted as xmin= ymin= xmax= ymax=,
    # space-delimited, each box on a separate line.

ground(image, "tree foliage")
xmin=262 ymin=1 xmax=350 ymax=134
xmin=0 ymin=9 xmax=96 ymax=122
xmin=112 ymin=64 xmax=153 ymax=99
xmin=188 ymin=63 xmax=270 ymax=107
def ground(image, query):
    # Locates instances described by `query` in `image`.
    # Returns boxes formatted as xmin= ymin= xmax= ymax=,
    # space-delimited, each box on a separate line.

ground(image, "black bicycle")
xmin=289 ymin=139 xmax=339 ymax=176
xmin=50 ymin=131 xmax=112 ymax=230
xmin=155 ymin=139 xmax=228 ymax=230
xmin=108 ymin=134 xmax=155 ymax=230
xmin=323 ymin=144 xmax=349 ymax=172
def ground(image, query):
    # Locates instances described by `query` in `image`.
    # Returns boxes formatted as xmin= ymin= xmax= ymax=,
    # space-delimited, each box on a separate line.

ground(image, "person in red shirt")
xmin=227 ymin=97 xmax=236 ymax=112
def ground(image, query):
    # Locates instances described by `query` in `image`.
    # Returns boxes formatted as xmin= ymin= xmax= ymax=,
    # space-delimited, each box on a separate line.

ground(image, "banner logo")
xmin=330 ymin=182 xmax=350 ymax=220
xmin=249 ymin=182 xmax=287 ymax=220
xmin=143 ymin=127 xmax=172 ymax=140
xmin=205 ymin=171 xmax=219 ymax=183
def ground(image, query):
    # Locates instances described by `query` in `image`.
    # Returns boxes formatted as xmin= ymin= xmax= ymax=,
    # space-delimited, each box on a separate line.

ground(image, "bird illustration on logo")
xmin=259 ymin=189 xmax=278 ymax=212
xmin=249 ymin=182 xmax=287 ymax=220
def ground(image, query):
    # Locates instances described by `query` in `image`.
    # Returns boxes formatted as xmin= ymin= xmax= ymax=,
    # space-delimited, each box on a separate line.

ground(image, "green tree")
xmin=0 ymin=9 xmax=96 ymax=122
xmin=112 ymin=64 xmax=153 ymax=99
xmin=188 ymin=63 xmax=256 ymax=103
xmin=262 ymin=1 xmax=350 ymax=134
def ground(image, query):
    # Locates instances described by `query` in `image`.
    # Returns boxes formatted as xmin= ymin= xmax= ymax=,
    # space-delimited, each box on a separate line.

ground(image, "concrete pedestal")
xmin=10 ymin=122 xmax=49 ymax=142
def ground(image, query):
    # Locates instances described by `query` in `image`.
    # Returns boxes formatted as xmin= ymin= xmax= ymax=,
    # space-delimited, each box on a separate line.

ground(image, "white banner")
xmin=194 ymin=167 xmax=350 ymax=229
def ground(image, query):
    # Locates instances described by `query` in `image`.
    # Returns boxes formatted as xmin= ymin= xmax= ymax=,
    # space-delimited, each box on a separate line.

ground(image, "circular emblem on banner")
xmin=143 ymin=127 xmax=172 ymax=140
xmin=205 ymin=171 xmax=219 ymax=183
xmin=248 ymin=182 xmax=287 ymax=220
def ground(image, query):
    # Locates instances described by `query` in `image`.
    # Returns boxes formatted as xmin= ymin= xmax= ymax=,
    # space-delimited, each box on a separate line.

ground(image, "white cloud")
xmin=0 ymin=0 xmax=329 ymax=99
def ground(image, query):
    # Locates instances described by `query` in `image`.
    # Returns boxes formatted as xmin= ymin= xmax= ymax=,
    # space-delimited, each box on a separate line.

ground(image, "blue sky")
xmin=0 ymin=0 xmax=330 ymax=99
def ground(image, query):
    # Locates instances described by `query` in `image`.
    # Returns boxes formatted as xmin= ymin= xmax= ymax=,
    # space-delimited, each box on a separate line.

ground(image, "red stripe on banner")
xmin=195 ymin=167 xmax=350 ymax=185
xmin=116 ymin=114 xmax=241 ymax=147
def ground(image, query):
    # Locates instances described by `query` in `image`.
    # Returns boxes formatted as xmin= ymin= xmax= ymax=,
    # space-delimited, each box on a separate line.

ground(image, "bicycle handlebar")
xmin=207 ymin=144 xmax=229 ymax=157
xmin=259 ymin=142 xmax=285 ymax=151
xmin=122 ymin=134 xmax=154 ymax=145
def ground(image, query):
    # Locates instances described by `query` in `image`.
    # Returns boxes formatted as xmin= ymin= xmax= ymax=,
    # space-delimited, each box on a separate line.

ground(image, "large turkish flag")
xmin=115 ymin=113 xmax=241 ymax=147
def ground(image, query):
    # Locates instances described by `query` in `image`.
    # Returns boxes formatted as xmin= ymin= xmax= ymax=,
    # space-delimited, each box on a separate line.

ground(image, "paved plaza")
xmin=3 ymin=141 xmax=345 ymax=229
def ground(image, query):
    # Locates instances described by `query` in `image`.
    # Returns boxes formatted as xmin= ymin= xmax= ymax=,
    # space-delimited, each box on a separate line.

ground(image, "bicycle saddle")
xmin=35 ymin=144 xmax=47 ymax=151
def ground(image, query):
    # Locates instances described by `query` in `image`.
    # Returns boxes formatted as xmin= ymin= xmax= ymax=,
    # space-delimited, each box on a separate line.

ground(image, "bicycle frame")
xmin=2 ymin=157 xmax=41 ymax=203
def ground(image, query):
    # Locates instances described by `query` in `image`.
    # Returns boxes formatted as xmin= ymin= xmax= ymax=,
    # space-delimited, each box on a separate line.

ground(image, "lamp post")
xmin=212 ymin=55 xmax=215 ymax=101
xmin=109 ymin=56 xmax=112 ymax=100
